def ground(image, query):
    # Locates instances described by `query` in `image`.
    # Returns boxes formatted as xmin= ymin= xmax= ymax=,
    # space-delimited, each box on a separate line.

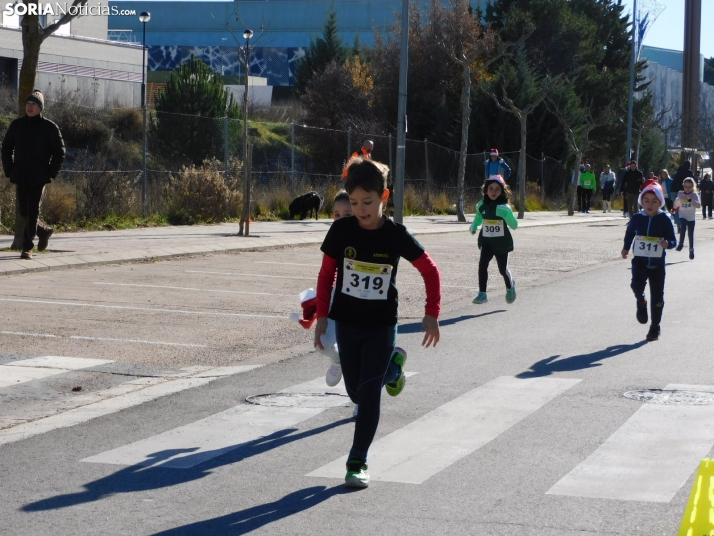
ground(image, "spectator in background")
xmin=342 ymin=140 xmax=373 ymax=179
xmin=1 ymin=90 xmax=65 ymax=260
xmin=619 ymin=160 xmax=645 ymax=218
xmin=659 ymin=169 xmax=674 ymax=212
xmin=484 ymin=149 xmax=512 ymax=182
xmin=579 ymin=164 xmax=597 ymax=213
xmin=600 ymin=165 xmax=616 ymax=213
xmin=700 ymin=173 xmax=714 ymax=219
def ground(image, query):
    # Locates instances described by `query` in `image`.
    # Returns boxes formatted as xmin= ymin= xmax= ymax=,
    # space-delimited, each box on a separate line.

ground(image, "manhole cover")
xmin=623 ymin=390 xmax=714 ymax=406
xmin=246 ymin=392 xmax=350 ymax=408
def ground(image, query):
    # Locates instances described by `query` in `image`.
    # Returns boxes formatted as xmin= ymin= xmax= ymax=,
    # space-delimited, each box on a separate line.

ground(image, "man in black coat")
xmin=671 ymin=160 xmax=694 ymax=194
xmin=618 ymin=160 xmax=644 ymax=218
xmin=2 ymin=90 xmax=65 ymax=259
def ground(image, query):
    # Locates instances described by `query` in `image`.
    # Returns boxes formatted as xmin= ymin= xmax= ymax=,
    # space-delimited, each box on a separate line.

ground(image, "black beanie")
xmin=25 ymin=89 xmax=44 ymax=111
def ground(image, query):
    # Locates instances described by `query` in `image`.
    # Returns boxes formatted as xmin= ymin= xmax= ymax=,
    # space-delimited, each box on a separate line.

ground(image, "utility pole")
xmin=393 ymin=0 xmax=409 ymax=224
xmin=682 ymin=0 xmax=702 ymax=166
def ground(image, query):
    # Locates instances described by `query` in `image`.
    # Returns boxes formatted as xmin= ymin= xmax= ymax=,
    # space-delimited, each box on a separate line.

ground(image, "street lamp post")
xmin=139 ymin=11 xmax=150 ymax=217
xmin=239 ymin=29 xmax=253 ymax=236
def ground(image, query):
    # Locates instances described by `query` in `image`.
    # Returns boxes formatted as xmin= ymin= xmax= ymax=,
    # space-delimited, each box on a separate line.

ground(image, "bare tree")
xmin=547 ymin=86 xmax=612 ymax=216
xmin=490 ymin=47 xmax=555 ymax=219
xmin=431 ymin=0 xmax=518 ymax=222
xmin=652 ymin=101 xmax=681 ymax=169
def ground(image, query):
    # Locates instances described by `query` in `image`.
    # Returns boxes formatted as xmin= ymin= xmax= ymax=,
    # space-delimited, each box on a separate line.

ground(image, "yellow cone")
xmin=679 ymin=459 xmax=714 ymax=536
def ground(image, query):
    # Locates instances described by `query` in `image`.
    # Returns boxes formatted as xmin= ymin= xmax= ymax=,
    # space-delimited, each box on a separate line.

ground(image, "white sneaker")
xmin=352 ymin=404 xmax=359 ymax=418
xmin=326 ymin=363 xmax=342 ymax=387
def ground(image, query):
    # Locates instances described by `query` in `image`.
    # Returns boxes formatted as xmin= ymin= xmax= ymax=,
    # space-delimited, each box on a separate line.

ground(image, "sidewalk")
xmin=0 ymin=211 xmax=624 ymax=277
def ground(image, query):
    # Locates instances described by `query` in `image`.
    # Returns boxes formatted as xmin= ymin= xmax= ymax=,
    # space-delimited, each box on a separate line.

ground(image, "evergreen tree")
xmin=152 ymin=54 xmax=240 ymax=166
xmin=704 ymin=57 xmax=714 ymax=86
xmin=294 ymin=4 xmax=347 ymax=95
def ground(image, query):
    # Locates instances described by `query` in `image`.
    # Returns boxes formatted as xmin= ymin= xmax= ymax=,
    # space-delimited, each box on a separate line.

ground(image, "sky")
xmin=620 ymin=0 xmax=714 ymax=58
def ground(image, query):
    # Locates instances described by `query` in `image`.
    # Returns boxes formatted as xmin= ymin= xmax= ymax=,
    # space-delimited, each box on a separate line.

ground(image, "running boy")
xmin=314 ymin=158 xmax=441 ymax=488
xmin=621 ymin=183 xmax=677 ymax=341
xmin=470 ymin=175 xmax=518 ymax=305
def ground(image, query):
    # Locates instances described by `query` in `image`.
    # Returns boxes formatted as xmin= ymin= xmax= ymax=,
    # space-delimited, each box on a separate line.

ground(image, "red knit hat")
xmin=490 ymin=149 xmax=499 ymax=156
xmin=289 ymin=289 xmax=318 ymax=329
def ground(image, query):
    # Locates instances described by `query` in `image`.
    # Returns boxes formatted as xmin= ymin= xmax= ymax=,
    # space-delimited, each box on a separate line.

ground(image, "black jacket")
xmin=1 ymin=114 xmax=65 ymax=186
xmin=619 ymin=168 xmax=644 ymax=194
xmin=671 ymin=164 xmax=694 ymax=193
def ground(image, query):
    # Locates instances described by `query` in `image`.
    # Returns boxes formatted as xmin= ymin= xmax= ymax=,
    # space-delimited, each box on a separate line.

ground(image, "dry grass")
xmin=42 ymin=182 xmax=78 ymax=224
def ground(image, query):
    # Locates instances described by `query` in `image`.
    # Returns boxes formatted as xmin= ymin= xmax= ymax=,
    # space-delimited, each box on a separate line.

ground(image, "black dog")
xmin=289 ymin=191 xmax=323 ymax=220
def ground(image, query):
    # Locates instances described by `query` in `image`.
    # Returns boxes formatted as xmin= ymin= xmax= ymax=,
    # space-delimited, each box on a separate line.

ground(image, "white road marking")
xmin=0 ymin=365 xmax=262 ymax=446
xmin=254 ymin=262 xmax=320 ymax=267
xmin=80 ymin=372 xmax=418 ymax=470
xmin=307 ymin=376 xmax=581 ymax=484
xmin=185 ymin=270 xmax=476 ymax=289
xmin=0 ymin=298 xmax=286 ymax=319
xmin=94 ymin=282 xmax=294 ymax=298
xmin=547 ymin=383 xmax=714 ymax=503
xmin=186 ymin=270 xmax=315 ymax=280
xmin=0 ymin=330 xmax=207 ymax=348
xmin=0 ymin=356 xmax=113 ymax=389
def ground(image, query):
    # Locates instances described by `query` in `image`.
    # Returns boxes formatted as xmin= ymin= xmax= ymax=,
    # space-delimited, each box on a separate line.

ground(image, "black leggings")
xmin=703 ymin=198 xmax=713 ymax=218
xmin=479 ymin=244 xmax=513 ymax=292
xmin=679 ymin=219 xmax=695 ymax=249
xmin=631 ymin=262 xmax=665 ymax=326
xmin=578 ymin=188 xmax=593 ymax=211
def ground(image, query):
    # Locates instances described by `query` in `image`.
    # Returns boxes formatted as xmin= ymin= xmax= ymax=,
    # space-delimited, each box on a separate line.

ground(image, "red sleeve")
xmin=410 ymin=252 xmax=441 ymax=318
xmin=316 ymin=254 xmax=338 ymax=318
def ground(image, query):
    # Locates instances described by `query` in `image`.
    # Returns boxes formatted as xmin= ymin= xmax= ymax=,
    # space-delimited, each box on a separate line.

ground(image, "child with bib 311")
xmin=622 ymin=184 xmax=677 ymax=341
xmin=470 ymin=175 xmax=518 ymax=305
xmin=314 ymin=157 xmax=441 ymax=489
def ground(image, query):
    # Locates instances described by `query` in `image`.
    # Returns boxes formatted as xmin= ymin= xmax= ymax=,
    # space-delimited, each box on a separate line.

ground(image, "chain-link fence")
xmin=0 ymin=105 xmax=570 ymax=229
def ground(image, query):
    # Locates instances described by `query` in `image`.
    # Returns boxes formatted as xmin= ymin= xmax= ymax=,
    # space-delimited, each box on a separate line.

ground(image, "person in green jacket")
xmin=469 ymin=175 xmax=518 ymax=305
xmin=579 ymin=164 xmax=597 ymax=213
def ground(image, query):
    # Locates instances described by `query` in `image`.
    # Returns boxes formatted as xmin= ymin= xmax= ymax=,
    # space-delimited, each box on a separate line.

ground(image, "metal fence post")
xmin=291 ymin=121 xmax=295 ymax=199
xmin=424 ymin=138 xmax=431 ymax=207
xmin=239 ymin=142 xmax=253 ymax=236
xmin=347 ymin=127 xmax=352 ymax=162
xmin=541 ymin=152 xmax=545 ymax=199
xmin=388 ymin=133 xmax=393 ymax=178
xmin=224 ymin=115 xmax=229 ymax=179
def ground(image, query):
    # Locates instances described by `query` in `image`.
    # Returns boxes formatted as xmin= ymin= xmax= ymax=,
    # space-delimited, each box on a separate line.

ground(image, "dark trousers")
xmin=479 ymin=244 xmax=513 ymax=292
xmin=16 ymin=184 xmax=46 ymax=251
xmin=625 ymin=193 xmax=639 ymax=217
xmin=631 ymin=262 xmax=665 ymax=326
xmin=335 ymin=322 xmax=397 ymax=463
xmin=578 ymin=188 xmax=593 ymax=211
xmin=679 ymin=218 xmax=695 ymax=250
xmin=702 ymin=197 xmax=713 ymax=218
xmin=576 ymin=186 xmax=583 ymax=211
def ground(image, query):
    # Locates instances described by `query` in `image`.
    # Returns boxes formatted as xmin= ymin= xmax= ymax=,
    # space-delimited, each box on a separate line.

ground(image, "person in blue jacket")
xmin=484 ymin=149 xmax=511 ymax=182
xmin=621 ymin=183 xmax=677 ymax=341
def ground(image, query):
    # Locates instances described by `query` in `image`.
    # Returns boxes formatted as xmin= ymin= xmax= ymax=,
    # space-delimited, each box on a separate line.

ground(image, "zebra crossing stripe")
xmin=0 ymin=365 xmax=261 ymax=447
xmin=0 ymin=356 xmax=114 ymax=389
xmin=547 ymin=383 xmax=714 ymax=503
xmin=307 ymin=376 xmax=581 ymax=484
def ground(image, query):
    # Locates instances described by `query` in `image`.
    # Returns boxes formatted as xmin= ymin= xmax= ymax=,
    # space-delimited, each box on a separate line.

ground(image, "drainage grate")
xmin=623 ymin=389 xmax=714 ymax=406
xmin=246 ymin=392 xmax=350 ymax=408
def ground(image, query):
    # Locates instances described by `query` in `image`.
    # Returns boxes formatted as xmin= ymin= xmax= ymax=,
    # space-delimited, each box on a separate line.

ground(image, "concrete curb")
xmin=0 ymin=215 xmax=623 ymax=277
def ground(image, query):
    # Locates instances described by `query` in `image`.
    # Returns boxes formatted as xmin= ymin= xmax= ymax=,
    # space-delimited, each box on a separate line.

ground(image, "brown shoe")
xmin=37 ymin=228 xmax=53 ymax=252
xmin=20 ymin=250 xmax=32 ymax=260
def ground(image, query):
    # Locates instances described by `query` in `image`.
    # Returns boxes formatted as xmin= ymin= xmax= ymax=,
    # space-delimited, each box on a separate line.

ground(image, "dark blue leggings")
xmin=679 ymin=218 xmax=695 ymax=249
xmin=335 ymin=322 xmax=397 ymax=463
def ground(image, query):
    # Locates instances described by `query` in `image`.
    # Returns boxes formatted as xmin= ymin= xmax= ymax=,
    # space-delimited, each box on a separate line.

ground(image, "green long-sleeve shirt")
xmin=470 ymin=199 xmax=518 ymax=254
xmin=579 ymin=171 xmax=597 ymax=190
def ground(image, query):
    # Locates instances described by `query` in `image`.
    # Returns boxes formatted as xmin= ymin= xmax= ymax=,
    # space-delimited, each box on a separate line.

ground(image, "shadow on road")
xmin=152 ymin=485 xmax=351 ymax=535
xmin=22 ymin=418 xmax=352 ymax=512
xmin=516 ymin=341 xmax=648 ymax=378
xmin=398 ymin=311 xmax=505 ymax=334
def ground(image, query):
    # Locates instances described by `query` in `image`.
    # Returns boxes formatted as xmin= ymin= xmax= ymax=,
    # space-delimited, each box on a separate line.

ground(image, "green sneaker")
xmin=385 ymin=347 xmax=407 ymax=397
xmin=345 ymin=459 xmax=369 ymax=488
xmin=505 ymin=284 xmax=516 ymax=304
xmin=472 ymin=292 xmax=488 ymax=304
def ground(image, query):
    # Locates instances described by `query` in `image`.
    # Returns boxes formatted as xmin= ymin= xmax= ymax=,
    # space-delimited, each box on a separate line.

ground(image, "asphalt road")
xmin=1 ymin=217 xmax=714 ymax=535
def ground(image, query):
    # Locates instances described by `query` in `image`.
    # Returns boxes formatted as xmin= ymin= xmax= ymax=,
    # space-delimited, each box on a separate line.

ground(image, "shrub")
xmin=78 ymin=171 xmax=139 ymax=219
xmin=42 ymin=182 xmax=77 ymax=224
xmin=108 ymin=108 xmax=142 ymax=142
xmin=167 ymin=158 xmax=241 ymax=224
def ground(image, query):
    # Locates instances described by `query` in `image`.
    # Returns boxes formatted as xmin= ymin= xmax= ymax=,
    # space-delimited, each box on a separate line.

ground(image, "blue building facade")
xmin=109 ymin=0 xmax=488 ymax=86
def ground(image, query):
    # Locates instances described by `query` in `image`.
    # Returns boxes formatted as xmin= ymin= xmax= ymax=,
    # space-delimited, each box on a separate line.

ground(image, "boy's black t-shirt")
xmin=320 ymin=216 xmax=425 ymax=327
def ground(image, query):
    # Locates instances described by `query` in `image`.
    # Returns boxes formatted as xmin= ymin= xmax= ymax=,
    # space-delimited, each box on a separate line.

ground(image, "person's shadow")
xmin=151 ymin=485 xmax=351 ymax=535
xmin=516 ymin=341 xmax=648 ymax=378
xmin=22 ymin=418 xmax=352 ymax=512
xmin=398 ymin=311 xmax=505 ymax=334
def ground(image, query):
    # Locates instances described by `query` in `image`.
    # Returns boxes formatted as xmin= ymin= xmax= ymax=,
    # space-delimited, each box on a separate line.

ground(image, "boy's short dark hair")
xmin=344 ymin=158 xmax=389 ymax=195
xmin=333 ymin=190 xmax=350 ymax=204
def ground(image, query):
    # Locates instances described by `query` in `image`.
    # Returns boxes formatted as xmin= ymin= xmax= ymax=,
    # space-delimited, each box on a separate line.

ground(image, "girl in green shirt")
xmin=469 ymin=175 xmax=519 ymax=304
